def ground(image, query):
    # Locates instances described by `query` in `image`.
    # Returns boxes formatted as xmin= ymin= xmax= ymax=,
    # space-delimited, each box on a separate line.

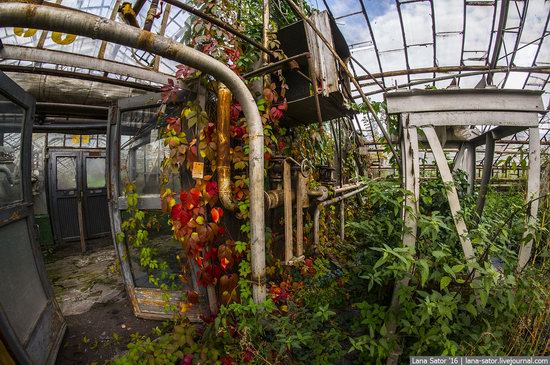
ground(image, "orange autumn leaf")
xmin=211 ymin=207 xmax=223 ymax=223
xmin=220 ymin=257 xmax=230 ymax=269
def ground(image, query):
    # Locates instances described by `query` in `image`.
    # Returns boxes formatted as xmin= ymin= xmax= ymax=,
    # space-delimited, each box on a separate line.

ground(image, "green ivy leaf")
xmin=452 ymin=264 xmax=465 ymax=273
xmin=479 ymin=289 xmax=489 ymax=307
xmin=465 ymin=303 xmax=477 ymax=317
xmin=417 ymin=259 xmax=430 ymax=288
xmin=440 ymin=276 xmax=452 ymax=290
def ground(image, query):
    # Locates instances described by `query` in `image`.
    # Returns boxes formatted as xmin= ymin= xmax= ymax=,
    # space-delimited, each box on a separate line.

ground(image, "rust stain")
xmin=136 ymin=30 xmax=154 ymax=51
xmin=2 ymin=210 xmax=22 ymax=225
xmin=25 ymin=4 xmax=38 ymax=19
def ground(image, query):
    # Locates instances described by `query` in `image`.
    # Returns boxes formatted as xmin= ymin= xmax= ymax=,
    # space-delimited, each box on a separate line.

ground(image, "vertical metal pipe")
xmin=296 ymin=173 xmax=306 ymax=256
xmin=339 ymin=200 xmax=345 ymax=241
xmin=217 ymin=83 xmax=237 ymax=212
xmin=283 ymin=160 xmax=293 ymax=262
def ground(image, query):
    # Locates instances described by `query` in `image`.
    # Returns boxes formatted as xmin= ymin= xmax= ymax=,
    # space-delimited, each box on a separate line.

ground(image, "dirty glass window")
xmin=56 ymin=156 xmax=77 ymax=190
xmin=47 ymin=133 xmax=64 ymax=147
xmin=0 ymin=93 xmax=23 ymax=206
xmin=86 ymin=157 xmax=106 ymax=189
xmin=119 ymin=107 xmax=178 ymax=195
xmin=80 ymin=134 xmax=97 ymax=149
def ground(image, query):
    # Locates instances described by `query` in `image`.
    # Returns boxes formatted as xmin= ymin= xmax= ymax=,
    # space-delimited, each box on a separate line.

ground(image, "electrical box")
xmin=277 ymin=11 xmax=354 ymax=126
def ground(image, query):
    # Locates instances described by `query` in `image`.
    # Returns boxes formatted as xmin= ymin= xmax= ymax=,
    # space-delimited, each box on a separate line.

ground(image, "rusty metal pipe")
xmin=313 ymin=184 xmax=368 ymax=247
xmin=216 ymin=83 xmax=237 ymax=212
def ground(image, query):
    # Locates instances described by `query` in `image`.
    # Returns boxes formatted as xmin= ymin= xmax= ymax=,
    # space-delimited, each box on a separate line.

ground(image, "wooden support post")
xmin=402 ymin=119 xmax=420 ymax=248
xmin=475 ymin=133 xmax=495 ymax=223
xmin=518 ymin=127 xmax=541 ymax=271
xmin=386 ymin=121 xmax=419 ymax=365
xmin=296 ymin=173 xmax=307 ymax=257
xmin=423 ymin=126 xmax=475 ymax=261
xmin=152 ymin=4 xmax=172 ymax=71
xmin=283 ymin=160 xmax=293 ymax=262
xmin=77 ymin=192 xmax=87 ymax=253
xmin=97 ymin=0 xmax=122 ymax=59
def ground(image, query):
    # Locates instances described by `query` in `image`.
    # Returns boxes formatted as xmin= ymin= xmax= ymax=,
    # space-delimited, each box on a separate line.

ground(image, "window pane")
xmin=0 ymin=93 xmax=23 ymax=206
xmin=56 ymin=157 xmax=77 ymax=190
xmin=86 ymin=157 xmax=106 ymax=188
xmin=47 ymin=133 xmax=64 ymax=147
xmin=65 ymin=134 xmax=81 ymax=148
xmin=119 ymin=108 xmax=179 ymax=195
xmin=80 ymin=134 xmax=97 ymax=148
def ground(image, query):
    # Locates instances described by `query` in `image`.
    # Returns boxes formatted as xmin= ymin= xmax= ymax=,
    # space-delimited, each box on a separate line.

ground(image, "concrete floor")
xmin=45 ymin=239 xmax=125 ymax=316
xmin=44 ymin=239 xmax=159 ymax=364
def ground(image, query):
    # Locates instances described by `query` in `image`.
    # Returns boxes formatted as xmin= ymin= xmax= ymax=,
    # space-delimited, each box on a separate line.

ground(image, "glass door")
xmin=107 ymin=92 xmax=210 ymax=321
xmin=48 ymin=150 xmax=81 ymax=243
xmin=0 ymin=71 xmax=66 ymax=364
xmin=82 ymin=150 xmax=110 ymax=238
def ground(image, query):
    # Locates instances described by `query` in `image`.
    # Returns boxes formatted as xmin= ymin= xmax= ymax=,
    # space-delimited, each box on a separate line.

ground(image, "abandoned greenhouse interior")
xmin=0 ymin=0 xmax=549 ymax=364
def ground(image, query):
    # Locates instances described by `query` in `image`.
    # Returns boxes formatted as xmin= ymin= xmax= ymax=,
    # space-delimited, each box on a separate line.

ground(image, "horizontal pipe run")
xmin=33 ymin=123 xmax=107 ymax=132
xmin=334 ymin=182 xmax=364 ymax=194
xmin=0 ymin=45 xmax=173 ymax=86
xmin=313 ymin=184 xmax=369 ymax=247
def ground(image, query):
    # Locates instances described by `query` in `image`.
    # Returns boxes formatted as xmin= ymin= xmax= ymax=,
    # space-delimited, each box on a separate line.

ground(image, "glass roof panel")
xmin=400 ymin=1 xmax=433 ymax=46
xmin=433 ymin=0 xmax=462 ymax=33
xmin=463 ymin=4 xmax=495 ymax=65
xmin=436 ymin=33 xmax=463 ymax=67
xmin=408 ymin=45 xmax=434 ymax=69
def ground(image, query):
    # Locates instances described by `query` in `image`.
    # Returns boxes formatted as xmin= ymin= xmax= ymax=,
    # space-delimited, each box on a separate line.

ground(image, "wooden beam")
xmin=423 ymin=126 xmax=475 ymax=261
xmin=407 ymin=111 xmax=540 ymax=127
xmin=386 ymin=89 xmax=545 ymax=115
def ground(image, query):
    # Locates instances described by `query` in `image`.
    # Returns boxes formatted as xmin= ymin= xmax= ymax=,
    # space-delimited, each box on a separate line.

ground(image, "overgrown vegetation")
xmin=112 ymin=0 xmax=548 ymax=363
xmin=113 ymin=171 xmax=549 ymax=364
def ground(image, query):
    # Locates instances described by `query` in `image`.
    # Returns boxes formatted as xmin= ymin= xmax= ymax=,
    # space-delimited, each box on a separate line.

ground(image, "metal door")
xmin=48 ymin=149 xmax=110 ymax=244
xmin=0 ymin=72 xmax=66 ymax=364
xmin=82 ymin=150 xmax=110 ymax=238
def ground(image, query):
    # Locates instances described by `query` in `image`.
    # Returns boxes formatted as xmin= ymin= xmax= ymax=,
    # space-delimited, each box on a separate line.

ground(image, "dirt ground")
xmin=45 ymin=239 xmax=160 ymax=365
xmin=55 ymin=297 xmax=160 ymax=364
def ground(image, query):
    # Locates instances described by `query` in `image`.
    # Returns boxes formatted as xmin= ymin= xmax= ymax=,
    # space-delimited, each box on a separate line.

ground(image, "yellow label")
xmin=71 ymin=135 xmax=80 ymax=145
xmin=191 ymin=162 xmax=204 ymax=179
xmin=14 ymin=27 xmax=37 ymax=37
xmin=51 ymin=32 xmax=77 ymax=45
xmin=82 ymin=135 xmax=90 ymax=144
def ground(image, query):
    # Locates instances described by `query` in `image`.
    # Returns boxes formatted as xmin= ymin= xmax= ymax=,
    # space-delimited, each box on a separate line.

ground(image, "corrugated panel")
xmin=57 ymin=197 xmax=79 ymax=240
xmin=85 ymin=195 xmax=110 ymax=236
